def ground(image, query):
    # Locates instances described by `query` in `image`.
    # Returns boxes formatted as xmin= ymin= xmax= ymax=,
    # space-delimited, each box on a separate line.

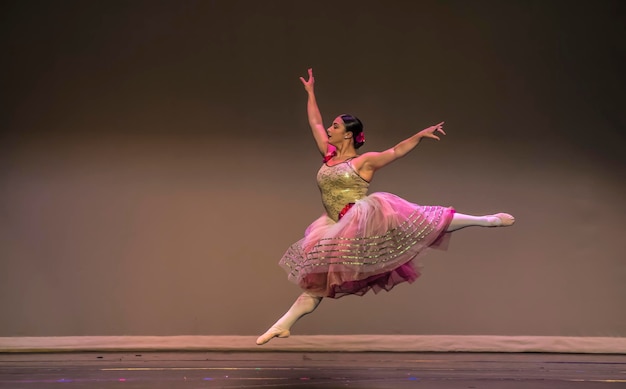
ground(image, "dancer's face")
xmin=327 ymin=116 xmax=350 ymax=146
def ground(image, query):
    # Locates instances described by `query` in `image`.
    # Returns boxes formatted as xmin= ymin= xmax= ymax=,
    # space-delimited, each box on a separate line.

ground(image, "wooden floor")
xmin=1 ymin=351 xmax=625 ymax=388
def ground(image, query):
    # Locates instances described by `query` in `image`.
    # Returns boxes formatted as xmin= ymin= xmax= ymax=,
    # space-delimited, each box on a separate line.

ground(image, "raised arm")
xmin=300 ymin=69 xmax=330 ymax=156
xmin=358 ymin=122 xmax=446 ymax=179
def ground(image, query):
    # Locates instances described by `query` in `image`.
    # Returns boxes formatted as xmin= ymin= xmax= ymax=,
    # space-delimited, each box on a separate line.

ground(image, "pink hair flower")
xmin=355 ymin=132 xmax=365 ymax=144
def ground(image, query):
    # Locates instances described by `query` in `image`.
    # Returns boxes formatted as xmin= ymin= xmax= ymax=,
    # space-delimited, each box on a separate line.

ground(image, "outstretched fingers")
xmin=436 ymin=121 xmax=446 ymax=135
xmin=421 ymin=121 xmax=446 ymax=141
xmin=300 ymin=68 xmax=315 ymax=90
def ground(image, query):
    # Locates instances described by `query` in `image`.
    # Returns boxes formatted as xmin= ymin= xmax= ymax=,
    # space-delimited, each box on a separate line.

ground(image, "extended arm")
xmin=359 ymin=122 xmax=445 ymax=176
xmin=300 ymin=69 xmax=330 ymax=156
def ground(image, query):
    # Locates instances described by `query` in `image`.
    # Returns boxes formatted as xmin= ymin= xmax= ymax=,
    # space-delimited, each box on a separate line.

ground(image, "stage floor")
xmin=1 ymin=352 xmax=625 ymax=388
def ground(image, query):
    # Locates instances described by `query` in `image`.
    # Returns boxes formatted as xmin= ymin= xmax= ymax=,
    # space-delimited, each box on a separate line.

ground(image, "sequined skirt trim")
xmin=278 ymin=192 xmax=455 ymax=298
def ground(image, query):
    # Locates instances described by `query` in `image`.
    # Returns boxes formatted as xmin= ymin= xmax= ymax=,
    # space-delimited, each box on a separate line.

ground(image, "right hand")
xmin=418 ymin=121 xmax=446 ymax=141
xmin=299 ymin=68 xmax=315 ymax=93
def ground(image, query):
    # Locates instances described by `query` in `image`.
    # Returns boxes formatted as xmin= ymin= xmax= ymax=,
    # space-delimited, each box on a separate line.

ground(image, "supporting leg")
xmin=446 ymin=212 xmax=515 ymax=232
xmin=256 ymin=292 xmax=322 ymax=345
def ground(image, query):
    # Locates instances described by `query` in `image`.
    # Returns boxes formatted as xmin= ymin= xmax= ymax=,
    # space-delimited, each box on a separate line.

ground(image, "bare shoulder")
xmin=354 ymin=148 xmax=399 ymax=177
xmin=353 ymin=151 xmax=387 ymax=167
xmin=351 ymin=152 xmax=382 ymax=179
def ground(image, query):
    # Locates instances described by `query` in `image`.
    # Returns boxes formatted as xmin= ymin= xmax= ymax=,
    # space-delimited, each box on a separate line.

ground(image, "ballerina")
xmin=256 ymin=68 xmax=514 ymax=345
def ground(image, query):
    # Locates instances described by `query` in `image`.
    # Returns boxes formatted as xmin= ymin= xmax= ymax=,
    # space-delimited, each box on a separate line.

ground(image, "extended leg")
xmin=256 ymin=292 xmax=322 ymax=345
xmin=446 ymin=212 xmax=515 ymax=232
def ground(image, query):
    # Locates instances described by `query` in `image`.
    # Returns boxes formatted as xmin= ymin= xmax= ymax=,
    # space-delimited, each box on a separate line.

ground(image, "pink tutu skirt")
xmin=279 ymin=192 xmax=455 ymax=298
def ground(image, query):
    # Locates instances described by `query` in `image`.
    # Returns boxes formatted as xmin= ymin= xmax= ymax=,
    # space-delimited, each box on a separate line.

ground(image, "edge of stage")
xmin=1 ymin=335 xmax=625 ymax=354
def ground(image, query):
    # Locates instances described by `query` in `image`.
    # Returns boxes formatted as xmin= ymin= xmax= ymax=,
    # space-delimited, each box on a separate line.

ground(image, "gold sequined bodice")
xmin=317 ymin=160 xmax=369 ymax=222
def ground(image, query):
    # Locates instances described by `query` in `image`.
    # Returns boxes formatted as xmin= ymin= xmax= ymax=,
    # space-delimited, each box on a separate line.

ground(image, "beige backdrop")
xmin=1 ymin=0 xmax=624 ymax=337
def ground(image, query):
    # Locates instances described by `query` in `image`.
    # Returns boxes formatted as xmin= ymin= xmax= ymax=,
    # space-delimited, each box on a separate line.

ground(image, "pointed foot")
xmin=256 ymin=327 xmax=290 ymax=345
xmin=489 ymin=213 xmax=515 ymax=227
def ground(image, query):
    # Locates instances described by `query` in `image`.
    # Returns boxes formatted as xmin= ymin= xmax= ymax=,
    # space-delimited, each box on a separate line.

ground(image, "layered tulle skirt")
xmin=279 ymin=192 xmax=455 ymax=298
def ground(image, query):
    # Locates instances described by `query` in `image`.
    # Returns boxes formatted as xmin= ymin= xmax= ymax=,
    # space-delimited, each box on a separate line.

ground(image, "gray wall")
xmin=1 ymin=0 xmax=624 ymax=337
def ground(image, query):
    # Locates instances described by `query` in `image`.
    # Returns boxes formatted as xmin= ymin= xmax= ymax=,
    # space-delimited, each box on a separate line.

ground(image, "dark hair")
xmin=340 ymin=114 xmax=365 ymax=149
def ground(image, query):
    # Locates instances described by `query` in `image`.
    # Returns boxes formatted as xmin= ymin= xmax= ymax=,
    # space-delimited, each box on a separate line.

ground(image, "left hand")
xmin=299 ymin=68 xmax=315 ymax=94
xmin=418 ymin=121 xmax=446 ymax=140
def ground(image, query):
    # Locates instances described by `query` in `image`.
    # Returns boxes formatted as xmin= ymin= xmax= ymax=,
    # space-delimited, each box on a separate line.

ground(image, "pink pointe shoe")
xmin=491 ymin=213 xmax=515 ymax=227
xmin=256 ymin=327 xmax=290 ymax=345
